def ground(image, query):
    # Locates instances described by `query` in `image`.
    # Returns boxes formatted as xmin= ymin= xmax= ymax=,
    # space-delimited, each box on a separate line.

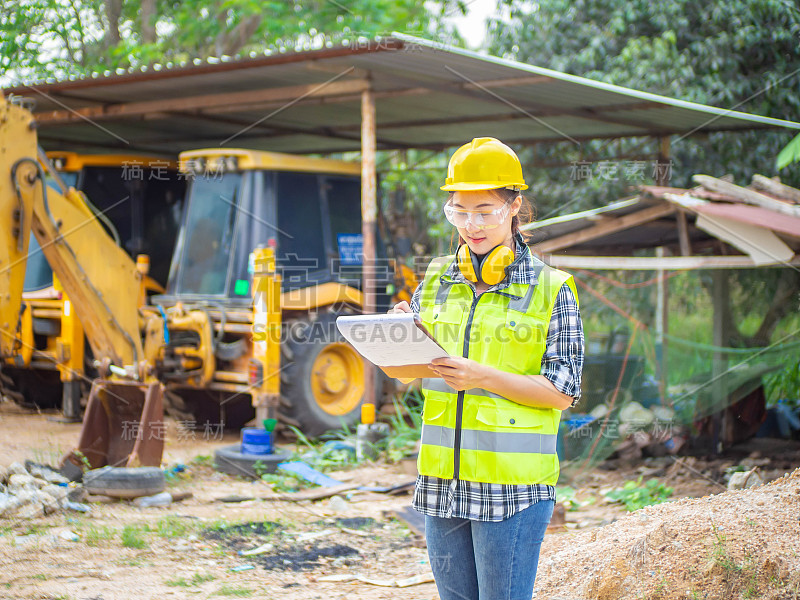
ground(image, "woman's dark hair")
xmin=447 ymin=188 xmax=536 ymax=250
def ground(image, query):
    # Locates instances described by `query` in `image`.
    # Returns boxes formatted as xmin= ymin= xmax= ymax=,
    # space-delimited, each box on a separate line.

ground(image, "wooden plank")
xmin=694 ymin=175 xmax=800 ymax=218
xmin=388 ymin=506 xmax=426 ymax=537
xmin=535 ymin=203 xmax=676 ymax=252
xmin=694 ymin=213 xmax=795 ymax=265
xmin=34 ymin=79 xmax=370 ymax=124
xmin=266 ymin=483 xmax=361 ymax=502
xmin=539 ymin=254 xmax=800 ymax=270
xmin=751 ymin=174 xmax=800 ymax=205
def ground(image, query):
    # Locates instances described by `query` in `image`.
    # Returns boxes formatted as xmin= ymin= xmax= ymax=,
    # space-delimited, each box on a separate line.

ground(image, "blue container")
xmin=241 ymin=428 xmax=273 ymax=455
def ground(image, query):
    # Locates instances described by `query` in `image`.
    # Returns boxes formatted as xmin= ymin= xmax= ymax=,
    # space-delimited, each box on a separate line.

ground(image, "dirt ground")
xmin=1 ymin=400 xmax=799 ymax=600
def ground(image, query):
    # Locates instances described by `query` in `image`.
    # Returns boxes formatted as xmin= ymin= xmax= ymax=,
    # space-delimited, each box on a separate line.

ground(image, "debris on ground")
xmin=0 ymin=461 xmax=83 ymax=519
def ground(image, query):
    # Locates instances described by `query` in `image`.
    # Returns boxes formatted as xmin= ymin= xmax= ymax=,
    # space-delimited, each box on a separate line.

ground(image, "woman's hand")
xmin=429 ymin=357 xmax=489 ymax=391
xmin=388 ymin=301 xmax=412 ymax=314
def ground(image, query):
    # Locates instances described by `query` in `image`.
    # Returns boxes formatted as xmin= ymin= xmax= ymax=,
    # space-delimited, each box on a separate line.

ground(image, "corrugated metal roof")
xmin=6 ymin=33 xmax=800 ymax=155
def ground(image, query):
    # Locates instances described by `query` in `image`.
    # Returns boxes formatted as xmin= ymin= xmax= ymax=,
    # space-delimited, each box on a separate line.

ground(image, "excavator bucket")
xmin=61 ymin=380 xmax=165 ymax=472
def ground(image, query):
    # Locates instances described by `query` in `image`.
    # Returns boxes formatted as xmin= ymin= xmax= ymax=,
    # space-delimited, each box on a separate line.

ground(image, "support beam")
xmin=710 ymin=269 xmax=728 ymax=454
xmin=361 ymin=85 xmax=377 ymax=409
xmin=538 ymin=253 xmax=800 ymax=270
xmin=656 ymin=136 xmax=671 ymax=186
xmin=34 ymin=79 xmax=371 ymax=124
xmin=535 ymin=203 xmax=676 ymax=253
xmin=655 ymin=247 xmax=669 ymax=405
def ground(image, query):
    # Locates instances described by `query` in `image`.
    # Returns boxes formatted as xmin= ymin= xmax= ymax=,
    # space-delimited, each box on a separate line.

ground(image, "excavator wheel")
xmin=279 ymin=311 xmax=385 ymax=438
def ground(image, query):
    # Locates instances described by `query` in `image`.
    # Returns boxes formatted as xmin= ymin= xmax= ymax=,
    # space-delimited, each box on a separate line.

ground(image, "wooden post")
xmin=655 ymin=246 xmax=669 ymax=405
xmin=656 ymin=136 xmax=671 ymax=186
xmin=711 ymin=269 xmax=728 ymax=453
xmin=361 ymin=86 xmax=377 ymax=410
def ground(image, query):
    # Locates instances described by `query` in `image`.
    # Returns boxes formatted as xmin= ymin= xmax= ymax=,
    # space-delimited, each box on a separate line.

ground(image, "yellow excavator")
xmin=149 ymin=148 xmax=415 ymax=436
xmin=1 ymin=152 xmax=184 ymax=419
xmin=2 ymin=93 xmax=417 ymax=472
xmin=1 ymin=94 xmax=167 ymax=470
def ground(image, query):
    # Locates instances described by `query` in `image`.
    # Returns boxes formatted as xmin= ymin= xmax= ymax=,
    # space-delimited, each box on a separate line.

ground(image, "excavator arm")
xmin=1 ymin=93 xmax=163 ymax=470
xmin=3 ymin=95 xmax=144 ymax=372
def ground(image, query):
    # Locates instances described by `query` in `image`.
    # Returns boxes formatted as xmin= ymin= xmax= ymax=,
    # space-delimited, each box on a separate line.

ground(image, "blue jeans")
xmin=425 ymin=500 xmax=555 ymax=600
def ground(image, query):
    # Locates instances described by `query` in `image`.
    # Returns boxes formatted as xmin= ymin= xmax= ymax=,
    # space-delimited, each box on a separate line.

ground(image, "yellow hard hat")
xmin=441 ymin=137 xmax=528 ymax=191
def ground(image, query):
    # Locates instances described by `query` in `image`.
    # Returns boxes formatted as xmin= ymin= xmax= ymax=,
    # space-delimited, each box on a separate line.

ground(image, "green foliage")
xmin=604 ymin=476 xmax=673 ymax=511
xmin=285 ymin=423 xmax=360 ymax=471
xmin=2 ymin=0 xmax=465 ymax=84
xmin=763 ymin=350 xmax=800 ymax=409
xmin=384 ymin=394 xmax=423 ymax=463
xmin=259 ymin=471 xmax=310 ymax=493
xmin=488 ymin=0 xmax=800 ymax=214
xmin=777 ymin=133 xmax=800 ymax=170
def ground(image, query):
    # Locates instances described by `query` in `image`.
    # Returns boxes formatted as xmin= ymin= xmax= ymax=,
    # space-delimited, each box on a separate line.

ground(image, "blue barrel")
xmin=241 ymin=428 xmax=273 ymax=455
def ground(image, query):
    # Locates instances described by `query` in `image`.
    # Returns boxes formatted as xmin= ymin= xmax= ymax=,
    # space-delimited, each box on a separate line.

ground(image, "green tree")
xmin=487 ymin=0 xmax=800 ymax=216
xmin=2 ymin=0 xmax=464 ymax=83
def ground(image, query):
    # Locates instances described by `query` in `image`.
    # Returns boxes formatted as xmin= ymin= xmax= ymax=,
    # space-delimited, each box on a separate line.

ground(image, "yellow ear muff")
xmin=457 ymin=243 xmax=478 ymax=282
xmin=456 ymin=243 xmax=514 ymax=285
xmin=479 ymin=244 xmax=515 ymax=285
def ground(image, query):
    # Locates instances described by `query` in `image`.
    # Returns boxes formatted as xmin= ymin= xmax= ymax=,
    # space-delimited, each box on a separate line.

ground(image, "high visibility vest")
xmin=417 ymin=251 xmax=579 ymax=486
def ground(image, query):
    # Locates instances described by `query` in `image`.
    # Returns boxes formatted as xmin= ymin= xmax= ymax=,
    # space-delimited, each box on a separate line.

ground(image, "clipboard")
xmin=336 ymin=313 xmax=449 ymax=379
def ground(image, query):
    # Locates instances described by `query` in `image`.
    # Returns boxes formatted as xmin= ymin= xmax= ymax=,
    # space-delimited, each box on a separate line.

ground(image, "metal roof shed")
xmin=9 ymin=33 xmax=800 ymax=156
xmin=6 ymin=33 xmax=800 ymax=407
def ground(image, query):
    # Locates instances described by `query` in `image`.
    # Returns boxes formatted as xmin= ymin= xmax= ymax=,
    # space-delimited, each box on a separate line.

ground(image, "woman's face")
xmin=449 ymin=190 xmax=521 ymax=255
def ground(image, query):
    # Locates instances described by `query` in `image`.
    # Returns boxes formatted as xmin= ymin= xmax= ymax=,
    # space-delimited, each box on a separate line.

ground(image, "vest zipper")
xmin=453 ymin=290 xmax=483 ymax=480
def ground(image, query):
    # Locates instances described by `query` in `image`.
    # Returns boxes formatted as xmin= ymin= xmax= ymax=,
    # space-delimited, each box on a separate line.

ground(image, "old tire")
xmin=280 ymin=312 xmax=385 ymax=438
xmin=83 ymin=466 xmax=166 ymax=499
xmin=213 ymin=444 xmax=293 ymax=478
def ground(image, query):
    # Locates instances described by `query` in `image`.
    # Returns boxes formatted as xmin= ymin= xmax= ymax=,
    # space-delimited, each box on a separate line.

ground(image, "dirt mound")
xmin=535 ymin=468 xmax=800 ymax=600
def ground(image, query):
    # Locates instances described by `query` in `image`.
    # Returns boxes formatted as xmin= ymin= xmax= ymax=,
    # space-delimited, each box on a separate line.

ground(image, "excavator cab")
xmin=151 ymin=149 xmax=397 ymax=436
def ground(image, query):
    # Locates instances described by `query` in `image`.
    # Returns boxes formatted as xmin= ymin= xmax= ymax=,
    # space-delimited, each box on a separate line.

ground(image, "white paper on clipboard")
xmin=335 ymin=313 xmax=449 ymax=367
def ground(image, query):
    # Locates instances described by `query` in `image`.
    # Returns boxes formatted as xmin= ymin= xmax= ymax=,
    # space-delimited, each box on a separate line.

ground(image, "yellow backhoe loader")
xmin=2 ymin=93 xmax=417 ymax=473
xmin=149 ymin=148 xmax=415 ymax=436
xmin=0 ymin=151 xmax=184 ymax=420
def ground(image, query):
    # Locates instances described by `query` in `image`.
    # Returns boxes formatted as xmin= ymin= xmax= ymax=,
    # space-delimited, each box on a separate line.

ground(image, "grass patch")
xmin=710 ymin=524 xmax=762 ymax=598
xmin=604 ymin=477 xmax=673 ymax=511
xmin=121 ymin=525 xmax=148 ymax=549
xmin=212 ymin=583 xmax=254 ymax=597
xmin=384 ymin=395 xmax=423 ymax=462
xmin=165 ymin=573 xmax=215 ymax=587
xmin=155 ymin=515 xmax=196 ymax=538
xmin=83 ymin=525 xmax=116 ymax=547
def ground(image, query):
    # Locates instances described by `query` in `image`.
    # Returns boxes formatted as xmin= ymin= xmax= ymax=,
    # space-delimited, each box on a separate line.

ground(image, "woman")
xmin=389 ymin=137 xmax=585 ymax=600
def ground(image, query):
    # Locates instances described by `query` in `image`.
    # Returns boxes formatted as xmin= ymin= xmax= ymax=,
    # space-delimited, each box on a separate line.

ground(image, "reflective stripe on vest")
xmin=421 ymin=424 xmax=558 ymax=455
xmin=415 ymin=251 xmax=578 ymax=486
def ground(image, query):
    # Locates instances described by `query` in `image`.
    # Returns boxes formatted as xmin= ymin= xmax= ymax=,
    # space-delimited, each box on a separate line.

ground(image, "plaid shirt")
xmin=409 ymin=234 xmax=584 ymax=521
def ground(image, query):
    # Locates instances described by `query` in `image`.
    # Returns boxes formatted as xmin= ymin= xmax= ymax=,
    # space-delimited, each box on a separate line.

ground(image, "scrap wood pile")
xmin=534 ymin=466 xmax=800 ymax=600
xmin=642 ymin=173 xmax=800 ymax=219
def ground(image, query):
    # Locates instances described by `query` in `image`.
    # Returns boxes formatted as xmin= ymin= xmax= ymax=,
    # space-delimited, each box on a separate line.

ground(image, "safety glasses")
xmin=443 ymin=202 xmax=510 ymax=230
